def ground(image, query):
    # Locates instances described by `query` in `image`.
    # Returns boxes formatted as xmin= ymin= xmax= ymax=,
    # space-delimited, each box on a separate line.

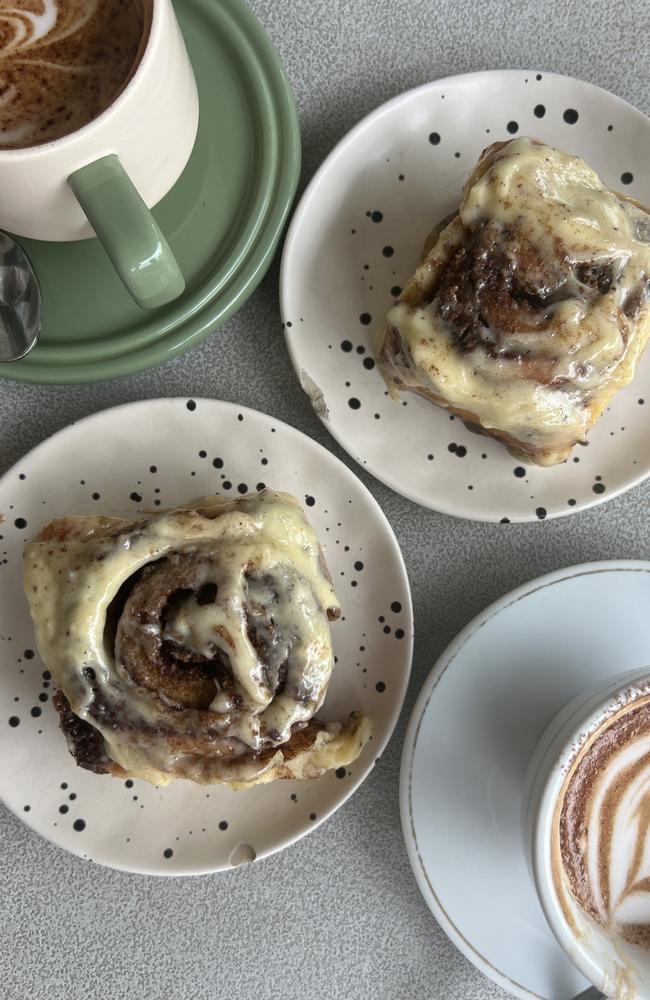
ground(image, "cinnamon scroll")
xmin=23 ymin=491 xmax=370 ymax=787
xmin=378 ymin=137 xmax=650 ymax=465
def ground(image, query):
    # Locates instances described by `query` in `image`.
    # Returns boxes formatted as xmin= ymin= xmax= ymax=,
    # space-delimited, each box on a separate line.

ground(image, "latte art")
xmin=0 ymin=0 xmax=147 ymax=148
xmin=557 ymin=696 xmax=650 ymax=948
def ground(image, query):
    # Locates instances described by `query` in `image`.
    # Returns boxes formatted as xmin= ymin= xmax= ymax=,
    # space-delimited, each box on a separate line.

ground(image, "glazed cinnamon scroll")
xmin=23 ymin=491 xmax=370 ymax=787
xmin=378 ymin=137 xmax=650 ymax=465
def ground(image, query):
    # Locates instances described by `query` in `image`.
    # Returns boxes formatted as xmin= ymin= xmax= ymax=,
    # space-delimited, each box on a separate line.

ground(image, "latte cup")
xmin=0 ymin=0 xmax=199 ymax=309
xmin=523 ymin=668 xmax=650 ymax=999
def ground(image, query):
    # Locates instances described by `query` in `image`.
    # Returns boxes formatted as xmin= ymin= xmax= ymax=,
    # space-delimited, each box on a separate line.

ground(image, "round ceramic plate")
xmin=0 ymin=398 xmax=412 ymax=875
xmin=0 ymin=0 xmax=300 ymax=384
xmin=281 ymin=70 xmax=650 ymax=522
xmin=400 ymin=561 xmax=650 ymax=1000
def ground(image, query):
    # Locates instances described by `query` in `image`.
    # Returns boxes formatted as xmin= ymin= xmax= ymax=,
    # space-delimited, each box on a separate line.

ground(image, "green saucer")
xmin=0 ymin=0 xmax=300 ymax=384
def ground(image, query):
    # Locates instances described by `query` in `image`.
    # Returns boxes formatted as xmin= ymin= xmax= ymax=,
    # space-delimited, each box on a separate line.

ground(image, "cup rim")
xmin=530 ymin=668 xmax=650 ymax=994
xmin=0 ymin=0 xmax=160 ymax=159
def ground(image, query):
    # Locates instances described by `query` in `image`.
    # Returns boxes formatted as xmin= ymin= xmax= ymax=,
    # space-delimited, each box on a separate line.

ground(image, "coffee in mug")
xmin=0 ymin=0 xmax=198 ymax=309
xmin=525 ymin=668 xmax=650 ymax=999
xmin=0 ymin=0 xmax=151 ymax=149
xmin=554 ymin=691 xmax=650 ymax=948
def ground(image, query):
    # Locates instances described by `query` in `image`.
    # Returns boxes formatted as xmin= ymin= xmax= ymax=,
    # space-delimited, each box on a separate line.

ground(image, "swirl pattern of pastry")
xmin=378 ymin=137 xmax=650 ymax=465
xmin=0 ymin=0 xmax=147 ymax=148
xmin=23 ymin=491 xmax=371 ymax=787
xmin=556 ymin=695 xmax=650 ymax=948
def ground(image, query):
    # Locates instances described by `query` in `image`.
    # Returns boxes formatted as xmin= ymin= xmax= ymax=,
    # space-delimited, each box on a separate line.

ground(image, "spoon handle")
xmin=571 ymin=987 xmax=606 ymax=999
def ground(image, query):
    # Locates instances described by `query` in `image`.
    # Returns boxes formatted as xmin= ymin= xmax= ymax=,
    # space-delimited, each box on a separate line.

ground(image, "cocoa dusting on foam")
xmin=0 ymin=0 xmax=149 ymax=148
xmin=555 ymin=693 xmax=650 ymax=949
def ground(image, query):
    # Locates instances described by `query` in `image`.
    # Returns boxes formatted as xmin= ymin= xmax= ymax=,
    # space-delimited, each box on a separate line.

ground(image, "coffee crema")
xmin=555 ymin=694 xmax=650 ymax=948
xmin=0 ymin=0 xmax=147 ymax=149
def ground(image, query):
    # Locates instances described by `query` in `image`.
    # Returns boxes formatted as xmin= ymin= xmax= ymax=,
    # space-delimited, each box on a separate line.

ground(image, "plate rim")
xmin=0 ymin=0 xmax=301 ymax=385
xmin=0 ymin=396 xmax=414 ymax=875
xmin=399 ymin=558 xmax=650 ymax=998
xmin=280 ymin=68 xmax=650 ymax=523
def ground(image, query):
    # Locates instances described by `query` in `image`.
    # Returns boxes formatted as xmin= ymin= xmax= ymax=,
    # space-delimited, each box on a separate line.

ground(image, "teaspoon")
xmin=0 ymin=231 xmax=42 ymax=362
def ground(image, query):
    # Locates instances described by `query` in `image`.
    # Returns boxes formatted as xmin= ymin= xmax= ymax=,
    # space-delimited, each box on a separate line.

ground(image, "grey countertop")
xmin=2 ymin=2 xmax=649 ymax=998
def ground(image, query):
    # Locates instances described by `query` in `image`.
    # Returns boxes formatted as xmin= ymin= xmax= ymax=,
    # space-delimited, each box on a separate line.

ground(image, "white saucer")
xmin=400 ymin=561 xmax=650 ymax=999
xmin=281 ymin=70 xmax=650 ymax=522
xmin=0 ymin=398 xmax=412 ymax=875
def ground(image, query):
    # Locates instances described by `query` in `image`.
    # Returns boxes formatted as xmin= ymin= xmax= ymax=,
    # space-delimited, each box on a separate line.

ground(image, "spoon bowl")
xmin=0 ymin=231 xmax=42 ymax=362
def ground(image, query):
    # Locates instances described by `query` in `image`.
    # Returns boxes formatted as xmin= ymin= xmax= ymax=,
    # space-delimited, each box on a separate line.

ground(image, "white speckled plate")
xmin=400 ymin=561 xmax=650 ymax=999
xmin=281 ymin=70 xmax=650 ymax=522
xmin=0 ymin=398 xmax=412 ymax=875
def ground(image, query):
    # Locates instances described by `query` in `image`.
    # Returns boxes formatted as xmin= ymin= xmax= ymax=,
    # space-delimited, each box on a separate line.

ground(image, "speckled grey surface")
xmin=1 ymin=2 xmax=649 ymax=998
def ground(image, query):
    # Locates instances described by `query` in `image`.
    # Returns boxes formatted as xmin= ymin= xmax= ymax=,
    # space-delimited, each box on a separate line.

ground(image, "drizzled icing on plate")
xmin=23 ymin=489 xmax=371 ymax=787
xmin=381 ymin=137 xmax=650 ymax=464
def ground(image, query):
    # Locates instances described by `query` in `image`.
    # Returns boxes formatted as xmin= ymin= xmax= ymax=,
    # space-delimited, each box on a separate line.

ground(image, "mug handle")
xmin=68 ymin=154 xmax=185 ymax=310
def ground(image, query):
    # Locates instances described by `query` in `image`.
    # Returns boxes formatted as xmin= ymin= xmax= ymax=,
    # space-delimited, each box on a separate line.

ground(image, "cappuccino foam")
xmin=0 ymin=0 xmax=147 ymax=148
xmin=556 ymin=694 xmax=650 ymax=948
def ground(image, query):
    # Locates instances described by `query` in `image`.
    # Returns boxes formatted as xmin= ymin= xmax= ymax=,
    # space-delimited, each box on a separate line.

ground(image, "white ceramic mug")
xmin=0 ymin=0 xmax=199 ymax=308
xmin=523 ymin=668 xmax=650 ymax=999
